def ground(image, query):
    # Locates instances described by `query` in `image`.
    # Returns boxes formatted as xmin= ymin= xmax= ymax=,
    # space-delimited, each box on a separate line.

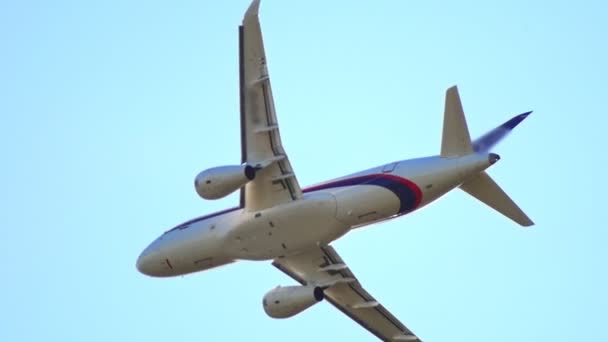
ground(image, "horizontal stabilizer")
xmin=473 ymin=111 xmax=532 ymax=152
xmin=460 ymin=171 xmax=534 ymax=227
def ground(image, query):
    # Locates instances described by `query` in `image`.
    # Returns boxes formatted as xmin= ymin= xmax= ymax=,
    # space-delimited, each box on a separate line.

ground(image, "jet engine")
xmin=194 ymin=165 xmax=256 ymax=200
xmin=262 ymin=285 xmax=324 ymax=319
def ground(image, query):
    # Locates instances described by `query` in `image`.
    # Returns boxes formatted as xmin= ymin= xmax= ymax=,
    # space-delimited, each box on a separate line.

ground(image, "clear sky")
xmin=1 ymin=0 xmax=606 ymax=341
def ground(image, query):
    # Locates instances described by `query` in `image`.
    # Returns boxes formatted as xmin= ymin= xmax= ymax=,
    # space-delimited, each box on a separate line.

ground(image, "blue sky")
xmin=1 ymin=0 xmax=606 ymax=341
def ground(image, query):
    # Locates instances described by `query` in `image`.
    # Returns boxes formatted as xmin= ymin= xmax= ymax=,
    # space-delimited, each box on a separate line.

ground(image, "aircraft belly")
xmin=333 ymin=185 xmax=400 ymax=226
xmin=226 ymin=193 xmax=348 ymax=260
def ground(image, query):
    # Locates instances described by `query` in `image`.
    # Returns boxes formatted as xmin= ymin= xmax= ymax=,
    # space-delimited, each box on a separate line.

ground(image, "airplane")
xmin=136 ymin=1 xmax=533 ymax=340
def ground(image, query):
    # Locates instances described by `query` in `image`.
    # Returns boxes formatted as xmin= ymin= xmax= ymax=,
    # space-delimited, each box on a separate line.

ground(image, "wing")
xmin=273 ymin=245 xmax=422 ymax=342
xmin=239 ymin=0 xmax=302 ymax=211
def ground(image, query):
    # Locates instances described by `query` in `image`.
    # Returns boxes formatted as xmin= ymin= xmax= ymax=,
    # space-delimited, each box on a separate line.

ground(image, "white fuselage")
xmin=137 ymin=153 xmax=495 ymax=277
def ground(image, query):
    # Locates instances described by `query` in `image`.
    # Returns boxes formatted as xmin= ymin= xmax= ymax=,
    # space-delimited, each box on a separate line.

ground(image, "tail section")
xmin=439 ymin=85 xmax=534 ymax=226
xmin=460 ymin=171 xmax=534 ymax=226
xmin=441 ymin=86 xmax=473 ymax=157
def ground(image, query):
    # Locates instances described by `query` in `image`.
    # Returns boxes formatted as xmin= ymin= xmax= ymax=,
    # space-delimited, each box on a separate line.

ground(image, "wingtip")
xmin=446 ymin=85 xmax=459 ymax=94
xmin=521 ymin=219 xmax=535 ymax=227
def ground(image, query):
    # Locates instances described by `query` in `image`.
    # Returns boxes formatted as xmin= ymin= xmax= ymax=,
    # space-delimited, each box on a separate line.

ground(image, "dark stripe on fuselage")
xmin=164 ymin=207 xmax=240 ymax=234
xmin=303 ymin=174 xmax=422 ymax=214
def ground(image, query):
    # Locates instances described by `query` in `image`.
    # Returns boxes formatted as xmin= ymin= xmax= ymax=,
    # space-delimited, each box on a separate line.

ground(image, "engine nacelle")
xmin=194 ymin=165 xmax=256 ymax=200
xmin=262 ymin=285 xmax=324 ymax=319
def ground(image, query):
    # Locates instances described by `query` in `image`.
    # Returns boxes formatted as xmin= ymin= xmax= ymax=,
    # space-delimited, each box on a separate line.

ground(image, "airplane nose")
xmin=136 ymin=243 xmax=167 ymax=277
xmin=136 ymin=252 xmax=154 ymax=275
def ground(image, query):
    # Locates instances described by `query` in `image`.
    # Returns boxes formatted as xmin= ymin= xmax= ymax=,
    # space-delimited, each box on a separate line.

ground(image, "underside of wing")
xmin=273 ymin=246 xmax=422 ymax=341
xmin=239 ymin=0 xmax=301 ymax=211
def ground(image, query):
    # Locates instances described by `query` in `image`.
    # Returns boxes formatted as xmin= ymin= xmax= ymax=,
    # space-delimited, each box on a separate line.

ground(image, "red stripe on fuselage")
xmin=303 ymin=173 xmax=423 ymax=213
xmin=374 ymin=173 xmax=423 ymax=207
xmin=304 ymin=174 xmax=422 ymax=204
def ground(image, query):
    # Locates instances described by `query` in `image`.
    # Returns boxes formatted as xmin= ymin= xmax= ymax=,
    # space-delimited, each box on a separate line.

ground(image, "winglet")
xmin=440 ymin=86 xmax=473 ymax=157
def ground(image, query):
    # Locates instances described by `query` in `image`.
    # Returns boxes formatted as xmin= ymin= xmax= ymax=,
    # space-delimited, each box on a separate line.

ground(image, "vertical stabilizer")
xmin=460 ymin=171 xmax=534 ymax=226
xmin=473 ymin=111 xmax=532 ymax=152
xmin=441 ymin=86 xmax=473 ymax=157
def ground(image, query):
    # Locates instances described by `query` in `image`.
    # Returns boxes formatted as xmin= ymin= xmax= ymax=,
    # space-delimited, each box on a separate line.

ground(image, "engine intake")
xmin=194 ymin=164 xmax=256 ymax=200
xmin=263 ymin=285 xmax=324 ymax=319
